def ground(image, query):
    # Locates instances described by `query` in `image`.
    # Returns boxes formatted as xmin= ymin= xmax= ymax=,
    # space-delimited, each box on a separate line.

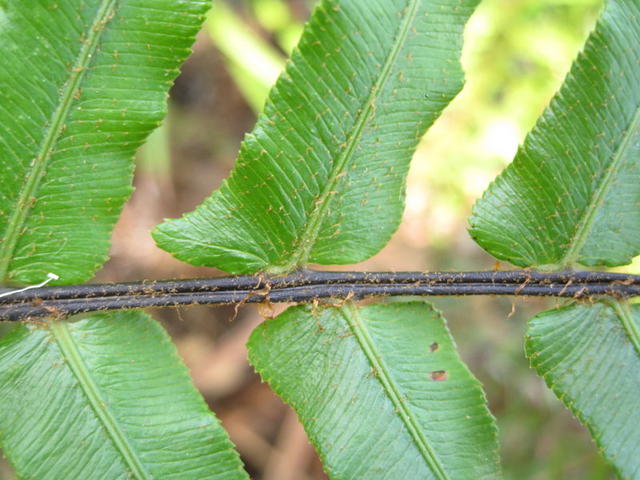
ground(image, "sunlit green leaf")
xmin=469 ymin=0 xmax=640 ymax=472
xmin=248 ymin=301 xmax=501 ymax=479
xmin=206 ymin=1 xmax=286 ymax=113
xmin=251 ymin=0 xmax=303 ymax=54
xmin=155 ymin=0 xmax=479 ymax=274
xmin=469 ymin=0 xmax=640 ymax=269
xmin=526 ymin=301 xmax=640 ymax=478
xmin=0 ymin=311 xmax=248 ymax=480
xmin=0 ymin=0 xmax=209 ymax=285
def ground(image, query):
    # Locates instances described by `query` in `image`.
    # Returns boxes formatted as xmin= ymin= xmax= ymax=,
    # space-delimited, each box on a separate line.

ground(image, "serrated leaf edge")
xmin=338 ymin=302 xmax=450 ymax=479
xmin=274 ymin=0 xmax=421 ymax=273
xmin=0 ymin=0 xmax=116 ymax=280
xmin=525 ymin=301 xmax=640 ymax=478
xmin=49 ymin=320 xmax=152 ymax=480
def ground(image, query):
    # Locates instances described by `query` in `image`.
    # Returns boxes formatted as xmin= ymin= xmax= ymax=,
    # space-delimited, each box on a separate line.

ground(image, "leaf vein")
xmin=0 ymin=0 xmax=117 ymax=280
xmin=339 ymin=304 xmax=450 ymax=480
xmin=279 ymin=0 xmax=421 ymax=271
xmin=560 ymin=74 xmax=640 ymax=266
xmin=49 ymin=321 xmax=151 ymax=480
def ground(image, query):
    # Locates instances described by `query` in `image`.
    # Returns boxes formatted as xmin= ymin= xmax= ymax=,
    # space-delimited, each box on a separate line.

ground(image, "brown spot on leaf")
xmin=430 ymin=370 xmax=448 ymax=382
xmin=429 ymin=342 xmax=439 ymax=352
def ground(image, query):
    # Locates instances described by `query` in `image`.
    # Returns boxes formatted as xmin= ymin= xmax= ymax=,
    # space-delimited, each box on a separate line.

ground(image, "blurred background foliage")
xmin=2 ymin=0 xmax=632 ymax=478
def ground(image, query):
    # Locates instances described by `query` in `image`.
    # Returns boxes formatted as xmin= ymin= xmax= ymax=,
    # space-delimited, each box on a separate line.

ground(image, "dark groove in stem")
xmin=0 ymin=269 xmax=638 ymax=321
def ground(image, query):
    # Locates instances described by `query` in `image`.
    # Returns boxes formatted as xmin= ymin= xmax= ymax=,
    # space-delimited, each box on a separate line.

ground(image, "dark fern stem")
xmin=0 ymin=269 xmax=638 ymax=321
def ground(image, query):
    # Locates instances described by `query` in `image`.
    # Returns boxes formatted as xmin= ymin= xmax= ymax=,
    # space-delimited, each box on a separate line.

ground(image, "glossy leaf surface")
xmin=0 ymin=311 xmax=248 ymax=480
xmin=469 ymin=0 xmax=640 ymax=269
xmin=0 ymin=0 xmax=209 ymax=284
xmin=155 ymin=0 xmax=478 ymax=274
xmin=526 ymin=302 xmax=640 ymax=478
xmin=248 ymin=301 xmax=501 ymax=479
